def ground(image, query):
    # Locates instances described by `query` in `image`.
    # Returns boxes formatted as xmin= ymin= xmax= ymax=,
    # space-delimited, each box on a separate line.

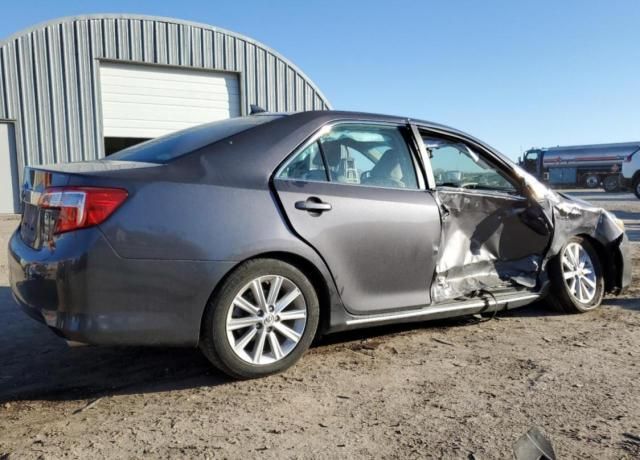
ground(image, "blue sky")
xmin=1 ymin=0 xmax=639 ymax=159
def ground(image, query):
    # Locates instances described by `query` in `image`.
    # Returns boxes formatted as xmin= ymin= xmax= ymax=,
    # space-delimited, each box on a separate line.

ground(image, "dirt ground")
xmin=0 ymin=190 xmax=638 ymax=459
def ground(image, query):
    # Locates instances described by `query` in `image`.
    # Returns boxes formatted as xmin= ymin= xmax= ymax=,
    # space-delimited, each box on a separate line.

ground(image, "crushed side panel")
xmin=431 ymin=190 xmax=553 ymax=302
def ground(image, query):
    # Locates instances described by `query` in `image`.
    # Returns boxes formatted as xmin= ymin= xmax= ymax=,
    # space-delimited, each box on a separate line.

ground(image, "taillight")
xmin=39 ymin=187 xmax=128 ymax=234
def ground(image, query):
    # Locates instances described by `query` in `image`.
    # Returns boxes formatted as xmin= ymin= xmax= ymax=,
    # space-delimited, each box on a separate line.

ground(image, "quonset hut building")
xmin=0 ymin=14 xmax=331 ymax=212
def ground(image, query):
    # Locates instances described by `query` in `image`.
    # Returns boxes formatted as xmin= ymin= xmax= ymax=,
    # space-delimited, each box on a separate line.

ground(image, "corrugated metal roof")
xmin=0 ymin=14 xmax=331 ymax=178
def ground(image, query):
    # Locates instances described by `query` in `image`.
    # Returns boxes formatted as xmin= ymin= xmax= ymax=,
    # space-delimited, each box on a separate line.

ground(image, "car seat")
xmin=361 ymin=149 xmax=408 ymax=188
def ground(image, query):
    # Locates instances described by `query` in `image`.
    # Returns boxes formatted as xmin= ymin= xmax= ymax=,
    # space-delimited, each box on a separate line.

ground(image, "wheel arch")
xmin=575 ymin=233 xmax=621 ymax=294
xmin=198 ymin=251 xmax=333 ymax=345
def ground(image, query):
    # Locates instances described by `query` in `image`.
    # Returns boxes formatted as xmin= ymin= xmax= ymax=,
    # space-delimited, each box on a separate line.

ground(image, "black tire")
xmin=633 ymin=176 xmax=640 ymax=199
xmin=584 ymin=174 xmax=599 ymax=189
xmin=603 ymin=175 xmax=620 ymax=193
xmin=200 ymin=258 xmax=319 ymax=379
xmin=547 ymin=236 xmax=604 ymax=313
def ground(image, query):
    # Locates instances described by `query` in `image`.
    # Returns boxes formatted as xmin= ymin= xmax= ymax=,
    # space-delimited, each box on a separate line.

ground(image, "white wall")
xmin=0 ymin=123 xmax=17 ymax=214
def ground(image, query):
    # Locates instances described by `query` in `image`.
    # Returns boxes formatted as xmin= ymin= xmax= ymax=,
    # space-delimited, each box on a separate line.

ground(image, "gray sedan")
xmin=9 ymin=111 xmax=632 ymax=378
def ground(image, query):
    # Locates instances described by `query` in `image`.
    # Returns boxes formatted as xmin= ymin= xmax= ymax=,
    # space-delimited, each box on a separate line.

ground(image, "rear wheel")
xmin=603 ymin=175 xmax=620 ymax=193
xmin=633 ymin=176 xmax=640 ymax=199
xmin=200 ymin=259 xmax=319 ymax=379
xmin=547 ymin=236 xmax=604 ymax=313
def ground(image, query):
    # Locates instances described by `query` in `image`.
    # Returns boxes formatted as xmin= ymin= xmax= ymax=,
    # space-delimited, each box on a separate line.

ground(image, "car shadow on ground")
xmin=604 ymin=297 xmax=640 ymax=312
xmin=494 ymin=300 xmax=561 ymax=318
xmin=0 ymin=285 xmax=230 ymax=403
xmin=503 ymin=297 xmax=640 ymax=317
xmin=0 ymin=284 xmax=560 ymax=404
xmin=0 ymin=285 xmax=634 ymax=403
xmin=1 ymin=346 xmax=225 ymax=403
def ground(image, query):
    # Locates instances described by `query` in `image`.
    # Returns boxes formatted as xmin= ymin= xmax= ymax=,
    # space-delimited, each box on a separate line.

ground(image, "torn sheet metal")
xmin=430 ymin=168 xmax=626 ymax=303
xmin=431 ymin=189 xmax=551 ymax=302
xmin=546 ymin=193 xmax=623 ymax=254
xmin=516 ymin=166 xmax=624 ymax=256
xmin=535 ymin=190 xmax=626 ymax=291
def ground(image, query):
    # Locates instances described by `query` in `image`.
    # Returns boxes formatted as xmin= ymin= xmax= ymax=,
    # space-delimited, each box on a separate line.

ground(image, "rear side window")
xmin=319 ymin=124 xmax=418 ymax=189
xmin=278 ymin=142 xmax=329 ymax=182
xmin=108 ymin=115 xmax=281 ymax=163
xmin=278 ymin=123 xmax=419 ymax=190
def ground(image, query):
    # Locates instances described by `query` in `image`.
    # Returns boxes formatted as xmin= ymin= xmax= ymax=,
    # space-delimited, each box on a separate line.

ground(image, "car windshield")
xmin=107 ymin=115 xmax=282 ymax=163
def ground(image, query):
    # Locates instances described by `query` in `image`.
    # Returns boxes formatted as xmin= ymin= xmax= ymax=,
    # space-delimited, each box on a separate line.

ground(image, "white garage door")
xmin=99 ymin=62 xmax=241 ymax=139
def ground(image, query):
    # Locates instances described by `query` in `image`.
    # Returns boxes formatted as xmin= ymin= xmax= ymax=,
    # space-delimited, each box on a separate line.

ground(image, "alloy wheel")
xmin=560 ymin=242 xmax=597 ymax=304
xmin=225 ymin=275 xmax=307 ymax=365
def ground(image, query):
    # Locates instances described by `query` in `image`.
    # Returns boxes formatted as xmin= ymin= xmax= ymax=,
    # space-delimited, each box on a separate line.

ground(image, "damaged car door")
xmin=420 ymin=133 xmax=553 ymax=302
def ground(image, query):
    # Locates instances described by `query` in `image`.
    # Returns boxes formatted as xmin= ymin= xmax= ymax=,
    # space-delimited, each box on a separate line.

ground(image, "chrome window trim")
xmin=435 ymin=186 xmax=527 ymax=201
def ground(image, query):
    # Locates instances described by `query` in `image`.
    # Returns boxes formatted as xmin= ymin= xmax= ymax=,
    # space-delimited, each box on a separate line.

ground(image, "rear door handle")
xmin=295 ymin=197 xmax=332 ymax=213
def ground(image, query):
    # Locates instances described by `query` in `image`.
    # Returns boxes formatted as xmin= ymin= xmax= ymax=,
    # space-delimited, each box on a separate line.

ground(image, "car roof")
xmin=271 ymin=110 xmax=507 ymax=160
xmin=259 ymin=110 xmax=456 ymax=131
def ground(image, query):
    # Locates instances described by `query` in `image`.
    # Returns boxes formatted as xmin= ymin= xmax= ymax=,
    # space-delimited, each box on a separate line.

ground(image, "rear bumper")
xmin=9 ymin=228 xmax=235 ymax=346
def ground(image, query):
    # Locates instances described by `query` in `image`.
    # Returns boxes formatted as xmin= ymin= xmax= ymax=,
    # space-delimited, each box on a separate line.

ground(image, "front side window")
xmin=423 ymin=137 xmax=517 ymax=193
xmin=319 ymin=124 xmax=419 ymax=189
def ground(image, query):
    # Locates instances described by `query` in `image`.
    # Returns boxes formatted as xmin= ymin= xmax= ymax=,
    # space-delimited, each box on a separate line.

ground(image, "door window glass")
xmin=277 ymin=141 xmax=328 ymax=182
xmin=318 ymin=124 xmax=419 ymax=189
xmin=423 ymin=137 xmax=517 ymax=193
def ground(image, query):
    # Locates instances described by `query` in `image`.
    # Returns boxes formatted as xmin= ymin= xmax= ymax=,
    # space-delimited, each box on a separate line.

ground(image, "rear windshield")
xmin=107 ymin=115 xmax=281 ymax=163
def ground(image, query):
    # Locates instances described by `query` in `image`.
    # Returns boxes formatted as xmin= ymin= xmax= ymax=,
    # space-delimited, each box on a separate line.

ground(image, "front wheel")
xmin=547 ymin=236 xmax=604 ymax=313
xmin=200 ymin=259 xmax=319 ymax=379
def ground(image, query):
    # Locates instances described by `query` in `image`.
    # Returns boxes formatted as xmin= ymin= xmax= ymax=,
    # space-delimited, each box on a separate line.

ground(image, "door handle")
xmin=295 ymin=197 xmax=332 ymax=213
